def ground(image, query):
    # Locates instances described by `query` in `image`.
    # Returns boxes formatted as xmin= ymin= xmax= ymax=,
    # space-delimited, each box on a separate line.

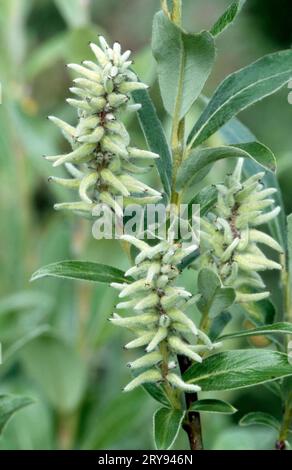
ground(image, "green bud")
xmin=166 ymin=373 xmax=201 ymax=393
xmin=127 ymin=351 xmax=162 ymax=370
xmin=118 ymin=81 xmax=148 ymax=94
xmin=100 ymin=169 xmax=130 ymax=197
xmin=123 ymin=370 xmax=162 ymax=392
xmin=146 ymin=327 xmax=168 ymax=352
xmin=48 ymin=176 xmax=81 ymax=188
xmin=79 ymin=172 xmax=98 ymax=203
xmin=67 ymin=63 xmax=101 ymax=82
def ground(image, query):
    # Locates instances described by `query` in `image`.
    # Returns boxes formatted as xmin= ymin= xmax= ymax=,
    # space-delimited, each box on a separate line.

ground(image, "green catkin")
xmin=46 ymin=36 xmax=161 ymax=216
xmin=111 ymin=233 xmax=217 ymax=393
xmin=198 ymin=159 xmax=283 ymax=303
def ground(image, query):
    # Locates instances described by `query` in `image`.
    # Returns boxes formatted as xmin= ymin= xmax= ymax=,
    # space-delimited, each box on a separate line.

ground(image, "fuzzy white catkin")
xmin=111 ymin=234 xmax=217 ymax=393
xmin=46 ymin=36 xmax=161 ymax=216
xmin=198 ymin=159 xmax=283 ymax=303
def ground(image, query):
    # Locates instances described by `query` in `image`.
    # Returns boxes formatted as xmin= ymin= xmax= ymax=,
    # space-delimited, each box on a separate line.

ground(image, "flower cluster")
xmin=111 ymin=234 xmax=219 ymax=393
xmin=46 ymin=36 xmax=161 ymax=216
xmin=198 ymin=160 xmax=283 ymax=303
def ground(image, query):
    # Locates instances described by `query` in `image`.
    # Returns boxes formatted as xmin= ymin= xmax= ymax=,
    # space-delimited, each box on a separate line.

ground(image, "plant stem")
xmin=276 ymin=253 xmax=292 ymax=449
xmin=276 ymin=395 xmax=292 ymax=450
xmin=159 ymin=340 xmax=182 ymax=409
xmin=167 ymin=0 xmax=203 ymax=450
xmin=178 ymin=355 xmax=203 ymax=450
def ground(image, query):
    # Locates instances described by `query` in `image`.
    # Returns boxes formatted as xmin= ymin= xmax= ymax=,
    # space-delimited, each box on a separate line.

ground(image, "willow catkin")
xmin=46 ymin=36 xmax=161 ymax=216
xmin=197 ymin=160 xmax=283 ymax=303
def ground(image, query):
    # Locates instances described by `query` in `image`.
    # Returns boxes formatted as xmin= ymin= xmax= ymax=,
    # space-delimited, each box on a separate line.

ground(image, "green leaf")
xmin=239 ymin=297 xmax=276 ymax=327
xmin=31 ymin=260 xmax=127 ymax=284
xmin=153 ymin=407 xmax=185 ymax=450
xmin=240 ymin=412 xmax=280 ymax=432
xmin=152 ymin=11 xmax=215 ymax=120
xmin=132 ymin=88 xmax=172 ymax=197
xmin=189 ymin=399 xmax=237 ymax=414
xmin=143 ymin=384 xmax=171 ymax=407
xmin=176 ymin=142 xmax=276 ymax=191
xmin=219 ymin=322 xmax=292 ymax=341
xmin=197 ymin=268 xmax=236 ymax=319
xmin=21 ymin=334 xmax=87 ymax=413
xmin=209 ymin=311 xmax=232 ymax=341
xmin=188 ymin=185 xmax=218 ymax=218
xmin=188 ymin=50 xmax=292 ymax=148
xmin=210 ymin=0 xmax=246 ymax=37
xmin=184 ymin=350 xmax=292 ymax=391
xmin=0 ymin=395 xmax=34 ymax=435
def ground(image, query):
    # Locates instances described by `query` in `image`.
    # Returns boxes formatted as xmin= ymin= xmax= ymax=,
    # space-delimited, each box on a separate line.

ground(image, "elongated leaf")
xmin=210 ymin=0 xmax=246 ymax=37
xmin=152 ymin=11 xmax=215 ymax=120
xmin=188 ymin=185 xmax=218 ymax=218
xmin=240 ymin=412 xmax=280 ymax=432
xmin=219 ymin=322 xmax=292 ymax=341
xmin=31 ymin=260 xmax=127 ymax=284
xmin=189 ymin=399 xmax=237 ymax=414
xmin=143 ymin=384 xmax=171 ymax=407
xmin=132 ymin=88 xmax=172 ymax=196
xmin=188 ymin=50 xmax=292 ymax=148
xmin=153 ymin=407 xmax=185 ymax=450
xmin=176 ymin=143 xmax=276 ymax=191
xmin=184 ymin=350 xmax=292 ymax=391
xmin=209 ymin=311 xmax=232 ymax=341
xmin=197 ymin=268 xmax=236 ymax=319
xmin=0 ymin=395 xmax=34 ymax=435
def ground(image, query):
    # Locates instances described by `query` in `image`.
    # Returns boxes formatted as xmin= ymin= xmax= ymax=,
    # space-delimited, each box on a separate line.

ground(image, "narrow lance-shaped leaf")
xmin=197 ymin=269 xmax=236 ymax=319
xmin=142 ymin=383 xmax=171 ymax=407
xmin=219 ymin=322 xmax=292 ymax=341
xmin=184 ymin=350 xmax=292 ymax=391
xmin=188 ymin=185 xmax=218 ymax=218
xmin=153 ymin=407 xmax=185 ymax=450
xmin=189 ymin=399 xmax=237 ymax=414
xmin=30 ymin=260 xmax=128 ymax=284
xmin=152 ymin=11 xmax=215 ymax=120
xmin=209 ymin=311 xmax=232 ymax=341
xmin=188 ymin=50 xmax=292 ymax=148
xmin=240 ymin=412 xmax=281 ymax=432
xmin=176 ymin=142 xmax=276 ymax=191
xmin=132 ymin=88 xmax=172 ymax=197
xmin=210 ymin=0 xmax=246 ymax=37
xmin=0 ymin=395 xmax=34 ymax=435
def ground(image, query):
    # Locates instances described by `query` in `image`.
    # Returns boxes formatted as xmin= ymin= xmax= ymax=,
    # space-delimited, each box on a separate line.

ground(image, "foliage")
xmin=1 ymin=0 xmax=292 ymax=451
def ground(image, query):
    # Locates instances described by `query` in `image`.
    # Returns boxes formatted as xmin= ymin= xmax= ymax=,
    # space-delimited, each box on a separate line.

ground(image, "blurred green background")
xmin=0 ymin=0 xmax=291 ymax=450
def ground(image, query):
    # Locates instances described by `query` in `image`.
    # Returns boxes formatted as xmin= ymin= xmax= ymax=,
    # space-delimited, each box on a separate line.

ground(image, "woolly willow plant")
xmin=33 ymin=0 xmax=292 ymax=451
